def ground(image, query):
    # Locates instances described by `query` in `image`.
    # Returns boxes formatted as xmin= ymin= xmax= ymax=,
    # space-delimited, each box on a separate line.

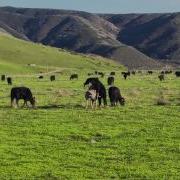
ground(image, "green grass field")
xmin=0 ymin=34 xmax=180 ymax=179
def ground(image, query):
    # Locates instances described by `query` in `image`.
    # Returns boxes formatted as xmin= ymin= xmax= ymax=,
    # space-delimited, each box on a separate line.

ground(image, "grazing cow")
xmin=1 ymin=75 xmax=5 ymax=81
xmin=122 ymin=72 xmax=130 ymax=80
xmin=95 ymin=71 xmax=98 ymax=75
xmin=148 ymin=71 xmax=153 ymax=74
xmin=7 ymin=77 xmax=12 ymax=85
xmin=88 ymin=73 xmax=93 ymax=76
xmin=39 ymin=76 xmax=44 ymax=79
xmin=107 ymin=76 xmax=114 ymax=86
xmin=161 ymin=71 xmax=165 ymax=74
xmin=50 ymin=75 xmax=55 ymax=81
xmin=11 ymin=87 xmax=35 ymax=108
xmin=110 ymin=72 xmax=115 ymax=76
xmin=175 ymin=71 xmax=180 ymax=77
xmin=70 ymin=74 xmax=78 ymax=80
xmin=85 ymin=89 xmax=98 ymax=109
xmin=131 ymin=71 xmax=136 ymax=75
xmin=123 ymin=73 xmax=128 ymax=80
xmin=84 ymin=78 xmax=107 ymax=106
xmin=98 ymin=72 xmax=104 ymax=78
xmin=165 ymin=70 xmax=172 ymax=74
xmin=158 ymin=74 xmax=165 ymax=81
xmin=108 ymin=86 xmax=125 ymax=106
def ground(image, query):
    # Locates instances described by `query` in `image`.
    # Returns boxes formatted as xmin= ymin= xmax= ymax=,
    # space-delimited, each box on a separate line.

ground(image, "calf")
xmin=158 ymin=74 xmax=165 ymax=81
xmin=11 ymin=87 xmax=35 ymax=108
xmin=85 ymin=89 xmax=98 ymax=109
xmin=7 ymin=77 xmax=12 ymax=85
xmin=70 ymin=74 xmax=78 ymax=80
xmin=108 ymin=86 xmax=125 ymax=106
xmin=107 ymin=76 xmax=114 ymax=86
xmin=50 ymin=75 xmax=55 ymax=81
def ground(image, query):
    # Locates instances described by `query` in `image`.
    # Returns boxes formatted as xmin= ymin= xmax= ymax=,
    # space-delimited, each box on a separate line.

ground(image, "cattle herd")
xmin=0 ymin=70 xmax=180 ymax=109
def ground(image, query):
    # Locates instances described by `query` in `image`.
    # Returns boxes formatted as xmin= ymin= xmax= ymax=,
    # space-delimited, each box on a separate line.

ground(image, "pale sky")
xmin=0 ymin=0 xmax=180 ymax=14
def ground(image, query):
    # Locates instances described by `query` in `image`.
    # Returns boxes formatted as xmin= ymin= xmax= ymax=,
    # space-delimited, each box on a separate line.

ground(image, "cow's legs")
xmin=98 ymin=98 xmax=102 ymax=107
xmin=86 ymin=100 xmax=89 ymax=109
xmin=16 ymin=99 xmax=19 ymax=108
xmin=22 ymin=100 xmax=27 ymax=108
xmin=103 ymin=97 xmax=107 ymax=106
xmin=11 ymin=98 xmax=14 ymax=107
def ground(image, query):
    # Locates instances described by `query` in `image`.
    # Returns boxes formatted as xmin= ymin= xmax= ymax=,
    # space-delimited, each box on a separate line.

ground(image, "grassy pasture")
xmin=0 ymin=34 xmax=179 ymax=179
xmin=0 ymin=72 xmax=179 ymax=179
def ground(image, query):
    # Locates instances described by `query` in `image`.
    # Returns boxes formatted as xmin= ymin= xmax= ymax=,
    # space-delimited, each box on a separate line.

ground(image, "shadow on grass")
xmin=38 ymin=104 xmax=84 ymax=110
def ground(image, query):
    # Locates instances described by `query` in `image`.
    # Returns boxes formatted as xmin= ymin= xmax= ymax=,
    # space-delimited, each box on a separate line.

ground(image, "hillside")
xmin=102 ymin=13 xmax=180 ymax=65
xmin=0 ymin=7 xmax=162 ymax=69
xmin=0 ymin=34 xmax=123 ymax=75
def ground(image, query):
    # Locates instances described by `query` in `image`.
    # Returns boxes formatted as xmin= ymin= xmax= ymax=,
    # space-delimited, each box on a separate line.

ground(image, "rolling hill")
xmin=0 ymin=33 xmax=123 ymax=75
xmin=0 ymin=7 xmax=163 ymax=69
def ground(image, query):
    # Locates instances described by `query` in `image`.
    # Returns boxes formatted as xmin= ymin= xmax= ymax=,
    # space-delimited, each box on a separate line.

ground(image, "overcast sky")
xmin=0 ymin=0 xmax=180 ymax=14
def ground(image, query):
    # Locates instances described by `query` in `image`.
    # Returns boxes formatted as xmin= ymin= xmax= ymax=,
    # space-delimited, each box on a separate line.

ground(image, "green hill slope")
xmin=0 ymin=34 xmax=123 ymax=75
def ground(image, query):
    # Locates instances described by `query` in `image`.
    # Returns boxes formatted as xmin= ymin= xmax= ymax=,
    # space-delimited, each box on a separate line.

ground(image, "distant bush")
xmin=155 ymin=91 xmax=170 ymax=106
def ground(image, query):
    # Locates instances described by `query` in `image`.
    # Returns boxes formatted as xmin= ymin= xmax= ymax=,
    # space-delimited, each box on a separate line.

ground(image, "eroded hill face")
xmin=1 ymin=7 xmax=179 ymax=68
xmin=102 ymin=13 xmax=180 ymax=65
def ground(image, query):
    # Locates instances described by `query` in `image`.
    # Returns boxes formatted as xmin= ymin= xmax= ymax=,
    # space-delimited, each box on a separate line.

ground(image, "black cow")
xmin=175 ymin=71 xmax=180 ymax=77
xmin=39 ymin=76 xmax=44 ymax=79
xmin=110 ymin=72 xmax=115 ymax=76
xmin=165 ymin=70 xmax=172 ymax=74
xmin=107 ymin=76 xmax=114 ymax=86
xmin=84 ymin=78 xmax=107 ymax=106
xmin=88 ymin=73 xmax=93 ymax=76
xmin=148 ymin=71 xmax=153 ymax=74
xmin=158 ymin=74 xmax=165 ymax=81
xmin=70 ymin=74 xmax=78 ymax=80
xmin=7 ymin=77 xmax=12 ymax=85
xmin=11 ymin=87 xmax=35 ymax=108
xmin=131 ymin=71 xmax=136 ymax=75
xmin=98 ymin=72 xmax=104 ymax=78
xmin=122 ymin=72 xmax=130 ymax=80
xmin=1 ymin=75 xmax=5 ymax=81
xmin=108 ymin=86 xmax=125 ymax=106
xmin=50 ymin=75 xmax=55 ymax=81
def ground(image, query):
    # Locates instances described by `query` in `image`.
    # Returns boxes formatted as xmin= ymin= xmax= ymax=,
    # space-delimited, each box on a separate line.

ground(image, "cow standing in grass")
xmin=1 ymin=75 xmax=5 ymax=81
xmin=50 ymin=75 xmax=55 ymax=81
xmin=84 ymin=78 xmax=107 ymax=107
xmin=108 ymin=86 xmax=125 ymax=106
xmin=85 ymin=89 xmax=98 ymax=109
xmin=158 ymin=74 xmax=165 ymax=81
xmin=7 ymin=77 xmax=12 ymax=85
xmin=39 ymin=76 xmax=44 ymax=79
xmin=107 ymin=76 xmax=114 ymax=86
xmin=175 ymin=71 xmax=180 ymax=77
xmin=110 ymin=72 xmax=115 ymax=76
xmin=70 ymin=74 xmax=78 ymax=80
xmin=11 ymin=87 xmax=35 ymax=108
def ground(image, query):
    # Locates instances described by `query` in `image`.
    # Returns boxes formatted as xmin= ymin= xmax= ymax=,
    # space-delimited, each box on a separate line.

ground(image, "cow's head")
xmin=30 ymin=96 xmax=36 ymax=108
xmin=120 ymin=97 xmax=125 ymax=106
